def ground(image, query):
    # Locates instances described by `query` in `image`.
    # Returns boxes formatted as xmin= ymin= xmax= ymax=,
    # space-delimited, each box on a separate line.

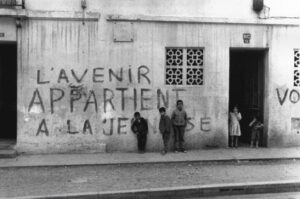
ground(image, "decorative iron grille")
xmin=187 ymin=48 xmax=203 ymax=66
xmin=294 ymin=49 xmax=300 ymax=87
xmin=294 ymin=70 xmax=300 ymax=87
xmin=166 ymin=68 xmax=183 ymax=85
xmin=166 ymin=48 xmax=183 ymax=66
xmin=295 ymin=49 xmax=299 ymax=68
xmin=165 ymin=47 xmax=204 ymax=85
xmin=187 ymin=68 xmax=203 ymax=85
xmin=0 ymin=0 xmax=24 ymax=8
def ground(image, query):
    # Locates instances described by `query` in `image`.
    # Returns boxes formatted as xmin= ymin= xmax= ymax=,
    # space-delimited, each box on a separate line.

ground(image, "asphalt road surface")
xmin=190 ymin=192 xmax=300 ymax=199
xmin=0 ymin=160 xmax=300 ymax=198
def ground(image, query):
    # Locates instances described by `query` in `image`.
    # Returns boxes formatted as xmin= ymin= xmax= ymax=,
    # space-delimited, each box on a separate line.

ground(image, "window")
xmin=0 ymin=0 xmax=24 ymax=8
xmin=165 ymin=47 xmax=204 ymax=85
xmin=294 ymin=49 xmax=300 ymax=87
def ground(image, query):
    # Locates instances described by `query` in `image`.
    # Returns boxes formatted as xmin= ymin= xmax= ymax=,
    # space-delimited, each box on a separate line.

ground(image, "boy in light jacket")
xmin=171 ymin=100 xmax=188 ymax=153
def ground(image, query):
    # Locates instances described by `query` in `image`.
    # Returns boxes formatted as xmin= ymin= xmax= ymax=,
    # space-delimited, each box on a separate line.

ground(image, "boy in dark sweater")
xmin=171 ymin=100 xmax=188 ymax=153
xmin=131 ymin=112 xmax=148 ymax=153
xmin=159 ymin=107 xmax=171 ymax=155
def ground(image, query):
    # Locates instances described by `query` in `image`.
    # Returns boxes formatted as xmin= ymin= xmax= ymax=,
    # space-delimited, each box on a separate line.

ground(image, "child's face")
xmin=160 ymin=111 xmax=166 ymax=116
xmin=177 ymin=102 xmax=183 ymax=110
xmin=135 ymin=115 xmax=141 ymax=120
xmin=233 ymin=107 xmax=238 ymax=112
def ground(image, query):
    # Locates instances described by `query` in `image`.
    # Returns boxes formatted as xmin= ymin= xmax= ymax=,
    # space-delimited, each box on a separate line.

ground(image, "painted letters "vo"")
xmin=276 ymin=88 xmax=300 ymax=105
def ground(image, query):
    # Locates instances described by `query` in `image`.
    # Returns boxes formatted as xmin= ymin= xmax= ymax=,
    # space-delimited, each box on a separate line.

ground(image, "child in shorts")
xmin=249 ymin=115 xmax=264 ymax=148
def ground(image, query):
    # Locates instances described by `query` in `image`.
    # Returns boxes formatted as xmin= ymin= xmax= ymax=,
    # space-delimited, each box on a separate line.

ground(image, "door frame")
xmin=229 ymin=47 xmax=269 ymax=147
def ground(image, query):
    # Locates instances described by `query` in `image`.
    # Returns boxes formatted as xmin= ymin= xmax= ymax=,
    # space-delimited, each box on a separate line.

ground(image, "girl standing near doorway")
xmin=229 ymin=105 xmax=242 ymax=148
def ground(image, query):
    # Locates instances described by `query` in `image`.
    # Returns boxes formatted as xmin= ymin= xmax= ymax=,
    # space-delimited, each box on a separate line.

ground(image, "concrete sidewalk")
xmin=0 ymin=147 xmax=299 ymax=168
xmin=1 ymin=160 xmax=300 ymax=198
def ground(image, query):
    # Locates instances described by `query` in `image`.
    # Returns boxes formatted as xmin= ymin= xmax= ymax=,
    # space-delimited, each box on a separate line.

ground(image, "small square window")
xmin=165 ymin=47 xmax=204 ymax=86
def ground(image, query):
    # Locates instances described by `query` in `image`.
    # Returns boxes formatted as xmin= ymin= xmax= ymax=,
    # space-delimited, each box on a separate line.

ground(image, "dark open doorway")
xmin=229 ymin=49 xmax=267 ymax=147
xmin=0 ymin=43 xmax=17 ymax=144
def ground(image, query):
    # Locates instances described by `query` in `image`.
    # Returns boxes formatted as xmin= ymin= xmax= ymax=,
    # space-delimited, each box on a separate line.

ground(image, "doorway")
xmin=229 ymin=49 xmax=267 ymax=147
xmin=0 ymin=43 xmax=17 ymax=147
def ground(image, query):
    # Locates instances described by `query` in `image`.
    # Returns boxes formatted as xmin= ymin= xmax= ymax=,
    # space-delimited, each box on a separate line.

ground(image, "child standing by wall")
xmin=229 ymin=105 xmax=242 ymax=148
xmin=159 ymin=107 xmax=171 ymax=155
xmin=171 ymin=100 xmax=188 ymax=153
xmin=249 ymin=115 xmax=264 ymax=148
xmin=131 ymin=112 xmax=148 ymax=153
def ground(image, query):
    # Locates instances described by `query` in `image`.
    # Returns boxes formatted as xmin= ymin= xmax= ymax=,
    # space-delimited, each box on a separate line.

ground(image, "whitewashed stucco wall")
xmin=16 ymin=21 xmax=275 ymax=153
xmin=0 ymin=0 xmax=299 ymax=153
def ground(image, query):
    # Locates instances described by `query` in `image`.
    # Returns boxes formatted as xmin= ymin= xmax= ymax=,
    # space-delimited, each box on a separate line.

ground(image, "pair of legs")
xmin=230 ymin=135 xmax=239 ymax=148
xmin=173 ymin=126 xmax=186 ymax=152
xmin=161 ymin=132 xmax=170 ymax=155
xmin=137 ymin=133 xmax=147 ymax=152
xmin=251 ymin=130 xmax=260 ymax=148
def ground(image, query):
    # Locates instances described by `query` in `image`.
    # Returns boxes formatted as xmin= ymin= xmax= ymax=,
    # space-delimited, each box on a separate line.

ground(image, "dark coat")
xmin=159 ymin=115 xmax=171 ymax=134
xmin=131 ymin=118 xmax=148 ymax=135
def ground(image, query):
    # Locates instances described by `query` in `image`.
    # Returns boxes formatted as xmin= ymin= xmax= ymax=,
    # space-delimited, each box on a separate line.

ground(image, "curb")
xmin=10 ymin=180 xmax=300 ymax=199
xmin=0 ymin=157 xmax=299 ymax=168
xmin=0 ymin=150 xmax=17 ymax=159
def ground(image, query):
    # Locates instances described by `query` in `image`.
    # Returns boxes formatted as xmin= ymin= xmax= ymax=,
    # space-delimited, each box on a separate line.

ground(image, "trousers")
xmin=137 ymin=133 xmax=147 ymax=151
xmin=173 ymin=125 xmax=185 ymax=150
xmin=162 ymin=131 xmax=170 ymax=151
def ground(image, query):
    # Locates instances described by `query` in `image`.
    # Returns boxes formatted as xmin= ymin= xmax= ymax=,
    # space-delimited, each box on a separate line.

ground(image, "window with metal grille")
xmin=165 ymin=47 xmax=204 ymax=85
xmin=0 ymin=0 xmax=24 ymax=8
xmin=294 ymin=49 xmax=300 ymax=87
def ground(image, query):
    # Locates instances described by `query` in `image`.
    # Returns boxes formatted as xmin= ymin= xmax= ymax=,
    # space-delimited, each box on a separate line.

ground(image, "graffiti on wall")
xmin=28 ymin=65 xmax=212 ymax=136
xmin=276 ymin=88 xmax=300 ymax=105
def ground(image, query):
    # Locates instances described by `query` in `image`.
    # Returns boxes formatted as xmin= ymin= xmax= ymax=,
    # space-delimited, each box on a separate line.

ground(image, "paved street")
xmin=0 ymin=160 xmax=299 ymax=198
xmin=190 ymin=192 xmax=300 ymax=199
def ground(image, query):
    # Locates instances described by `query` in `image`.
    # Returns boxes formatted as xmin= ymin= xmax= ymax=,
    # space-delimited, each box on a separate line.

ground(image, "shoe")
xmin=161 ymin=150 xmax=167 ymax=155
xmin=174 ymin=149 xmax=179 ymax=153
xmin=179 ymin=148 xmax=186 ymax=153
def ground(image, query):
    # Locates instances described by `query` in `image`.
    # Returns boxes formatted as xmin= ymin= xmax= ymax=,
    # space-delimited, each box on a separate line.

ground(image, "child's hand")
xmin=249 ymin=118 xmax=255 ymax=127
xmin=131 ymin=118 xmax=135 ymax=124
